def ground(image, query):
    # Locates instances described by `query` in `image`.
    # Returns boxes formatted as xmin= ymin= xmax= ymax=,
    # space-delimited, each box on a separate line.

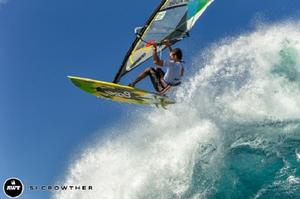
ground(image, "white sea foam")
xmin=53 ymin=21 xmax=300 ymax=199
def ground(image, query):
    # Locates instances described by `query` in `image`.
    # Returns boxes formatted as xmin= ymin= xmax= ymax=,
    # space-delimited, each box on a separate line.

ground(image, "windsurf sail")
xmin=113 ymin=0 xmax=214 ymax=83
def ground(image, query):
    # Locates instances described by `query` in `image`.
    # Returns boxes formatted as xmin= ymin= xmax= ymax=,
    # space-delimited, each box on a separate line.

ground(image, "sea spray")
xmin=53 ymin=21 xmax=300 ymax=199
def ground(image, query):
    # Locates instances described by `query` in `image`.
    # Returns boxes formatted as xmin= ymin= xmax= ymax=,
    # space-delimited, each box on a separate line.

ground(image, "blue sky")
xmin=1 ymin=0 xmax=299 ymax=198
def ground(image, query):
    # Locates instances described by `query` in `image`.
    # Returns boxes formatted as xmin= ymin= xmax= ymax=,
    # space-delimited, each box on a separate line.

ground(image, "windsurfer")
xmin=128 ymin=40 xmax=184 ymax=94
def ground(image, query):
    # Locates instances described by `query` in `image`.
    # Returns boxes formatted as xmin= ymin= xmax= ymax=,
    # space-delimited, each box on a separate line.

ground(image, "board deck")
xmin=68 ymin=76 xmax=175 ymax=107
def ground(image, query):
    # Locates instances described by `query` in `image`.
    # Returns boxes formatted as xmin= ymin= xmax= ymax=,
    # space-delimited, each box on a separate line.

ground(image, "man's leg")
xmin=128 ymin=67 xmax=155 ymax=87
xmin=128 ymin=67 xmax=153 ymax=87
xmin=129 ymin=67 xmax=166 ymax=92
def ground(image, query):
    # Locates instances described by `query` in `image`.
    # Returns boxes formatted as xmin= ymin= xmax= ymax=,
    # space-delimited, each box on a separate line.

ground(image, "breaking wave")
xmin=53 ymin=21 xmax=300 ymax=199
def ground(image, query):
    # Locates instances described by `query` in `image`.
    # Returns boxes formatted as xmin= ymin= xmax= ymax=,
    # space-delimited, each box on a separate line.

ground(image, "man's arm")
xmin=163 ymin=39 xmax=172 ymax=52
xmin=153 ymin=43 xmax=164 ymax=66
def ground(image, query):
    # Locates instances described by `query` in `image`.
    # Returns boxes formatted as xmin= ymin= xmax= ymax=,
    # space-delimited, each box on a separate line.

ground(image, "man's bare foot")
xmin=128 ymin=83 xmax=135 ymax=87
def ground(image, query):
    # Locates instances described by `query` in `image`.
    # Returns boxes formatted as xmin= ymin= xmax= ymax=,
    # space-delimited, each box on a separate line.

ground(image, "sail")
xmin=113 ymin=0 xmax=214 ymax=83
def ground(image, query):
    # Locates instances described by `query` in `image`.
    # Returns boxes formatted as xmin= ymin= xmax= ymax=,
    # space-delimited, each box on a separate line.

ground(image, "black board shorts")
xmin=149 ymin=67 xmax=167 ymax=92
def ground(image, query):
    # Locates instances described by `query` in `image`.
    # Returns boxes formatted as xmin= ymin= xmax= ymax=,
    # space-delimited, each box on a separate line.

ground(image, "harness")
xmin=165 ymin=79 xmax=181 ymax=87
xmin=159 ymin=79 xmax=181 ymax=94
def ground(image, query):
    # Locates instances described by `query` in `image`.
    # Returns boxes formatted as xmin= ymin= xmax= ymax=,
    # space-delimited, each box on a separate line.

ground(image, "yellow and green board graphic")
xmin=68 ymin=76 xmax=175 ymax=107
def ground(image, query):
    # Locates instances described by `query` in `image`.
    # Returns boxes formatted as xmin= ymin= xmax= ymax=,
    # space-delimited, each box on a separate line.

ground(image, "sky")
xmin=1 ymin=0 xmax=299 ymax=198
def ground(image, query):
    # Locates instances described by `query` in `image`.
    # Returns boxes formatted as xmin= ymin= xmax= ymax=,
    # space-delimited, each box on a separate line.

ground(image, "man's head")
xmin=170 ymin=48 xmax=183 ymax=61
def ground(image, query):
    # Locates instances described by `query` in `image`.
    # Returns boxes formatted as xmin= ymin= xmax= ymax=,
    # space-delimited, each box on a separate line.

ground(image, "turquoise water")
xmin=182 ymin=120 xmax=300 ymax=199
xmin=54 ymin=22 xmax=300 ymax=199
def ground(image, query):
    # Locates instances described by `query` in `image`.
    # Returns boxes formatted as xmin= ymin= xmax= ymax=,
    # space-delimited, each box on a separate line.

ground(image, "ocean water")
xmin=53 ymin=22 xmax=300 ymax=199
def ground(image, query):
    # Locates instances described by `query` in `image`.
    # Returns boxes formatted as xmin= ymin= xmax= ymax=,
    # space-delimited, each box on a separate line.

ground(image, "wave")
xmin=53 ymin=21 xmax=300 ymax=199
